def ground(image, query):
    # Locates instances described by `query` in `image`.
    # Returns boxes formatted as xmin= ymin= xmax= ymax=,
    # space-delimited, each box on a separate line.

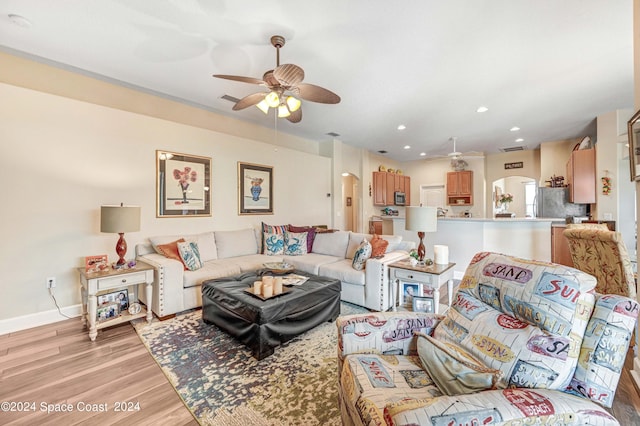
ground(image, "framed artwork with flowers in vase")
xmin=156 ymin=150 xmax=211 ymax=217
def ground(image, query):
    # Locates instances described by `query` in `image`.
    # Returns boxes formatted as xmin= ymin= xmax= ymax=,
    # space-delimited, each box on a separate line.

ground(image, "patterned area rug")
xmin=133 ymin=302 xmax=367 ymax=425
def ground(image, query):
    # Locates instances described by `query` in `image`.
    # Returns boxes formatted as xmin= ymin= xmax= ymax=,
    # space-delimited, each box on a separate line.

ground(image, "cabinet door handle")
xmin=121 ymin=279 xmax=127 ymax=283
xmin=408 ymin=274 xmax=413 ymax=279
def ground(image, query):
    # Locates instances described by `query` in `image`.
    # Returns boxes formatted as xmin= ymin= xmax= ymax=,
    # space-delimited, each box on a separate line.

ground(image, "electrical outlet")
xmin=47 ymin=277 xmax=56 ymax=288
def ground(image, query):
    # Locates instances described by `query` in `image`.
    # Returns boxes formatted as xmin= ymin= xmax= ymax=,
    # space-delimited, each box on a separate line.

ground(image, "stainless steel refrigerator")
xmin=535 ymin=187 xmax=588 ymax=218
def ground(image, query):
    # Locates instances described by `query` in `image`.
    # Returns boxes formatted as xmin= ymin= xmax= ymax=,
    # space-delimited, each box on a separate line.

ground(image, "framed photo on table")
xmin=412 ymin=296 xmax=435 ymax=313
xmin=399 ymin=282 xmax=421 ymax=308
xmin=156 ymin=150 xmax=211 ymax=217
xmin=238 ymin=162 xmax=273 ymax=215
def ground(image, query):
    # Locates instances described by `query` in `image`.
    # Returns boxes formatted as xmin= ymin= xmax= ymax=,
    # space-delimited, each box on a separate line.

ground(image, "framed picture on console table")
xmin=156 ymin=150 xmax=211 ymax=217
xmin=238 ymin=162 xmax=273 ymax=215
xmin=627 ymin=108 xmax=640 ymax=181
xmin=399 ymin=282 xmax=421 ymax=308
xmin=412 ymin=296 xmax=434 ymax=313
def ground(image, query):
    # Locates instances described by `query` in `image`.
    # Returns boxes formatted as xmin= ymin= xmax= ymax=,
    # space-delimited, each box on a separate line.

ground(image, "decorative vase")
xmin=251 ymin=184 xmax=262 ymax=201
xmin=502 ymin=202 xmax=509 ymax=211
xmin=180 ymin=182 xmax=189 ymax=203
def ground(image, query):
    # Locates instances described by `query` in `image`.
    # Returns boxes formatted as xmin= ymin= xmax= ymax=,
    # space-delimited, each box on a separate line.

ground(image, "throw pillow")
xmin=262 ymin=222 xmax=288 ymax=253
xmin=156 ymin=238 xmax=187 ymax=269
xmin=284 ymin=231 xmax=308 ymax=256
xmin=264 ymin=232 xmax=285 ymax=255
xmin=370 ymin=234 xmax=389 ymax=258
xmin=415 ymin=332 xmax=502 ymax=396
xmin=177 ymin=241 xmax=203 ymax=271
xmin=288 ymin=225 xmax=316 ymax=253
xmin=352 ymin=239 xmax=372 ymax=271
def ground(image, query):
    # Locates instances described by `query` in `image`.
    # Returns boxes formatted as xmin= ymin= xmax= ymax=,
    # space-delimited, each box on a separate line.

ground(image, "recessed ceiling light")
xmin=341 ymin=172 xmax=350 ymax=177
xmin=397 ymin=124 xmax=406 ymax=131
xmin=510 ymin=127 xmax=520 ymax=132
xmin=403 ymin=145 xmax=411 ymax=150
xmin=8 ymin=14 xmax=32 ymax=28
xmin=515 ymin=138 xmax=524 ymax=143
xmin=476 ymin=106 xmax=489 ymax=113
xmin=420 ymin=152 xmax=427 ymax=156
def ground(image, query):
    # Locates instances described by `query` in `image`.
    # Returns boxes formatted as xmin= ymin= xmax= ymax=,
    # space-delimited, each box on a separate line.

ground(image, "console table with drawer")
xmin=388 ymin=260 xmax=455 ymax=313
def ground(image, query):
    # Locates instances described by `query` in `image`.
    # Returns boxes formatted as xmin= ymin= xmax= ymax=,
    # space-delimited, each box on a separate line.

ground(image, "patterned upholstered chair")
xmin=563 ymin=227 xmax=636 ymax=299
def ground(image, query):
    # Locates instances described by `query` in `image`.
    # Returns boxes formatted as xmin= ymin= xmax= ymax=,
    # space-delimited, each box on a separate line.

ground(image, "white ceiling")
xmin=0 ymin=0 xmax=634 ymax=162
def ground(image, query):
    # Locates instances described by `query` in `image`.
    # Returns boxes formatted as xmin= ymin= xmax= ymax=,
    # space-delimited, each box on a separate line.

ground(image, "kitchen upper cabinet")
xmin=373 ymin=172 xmax=411 ymax=206
xmin=446 ymin=171 xmax=473 ymax=205
xmin=567 ymin=148 xmax=595 ymax=204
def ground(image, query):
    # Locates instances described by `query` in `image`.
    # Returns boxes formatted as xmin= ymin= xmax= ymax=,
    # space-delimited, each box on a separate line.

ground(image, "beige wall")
xmin=0 ymin=76 xmax=331 ymax=323
xmin=484 ymin=150 xmax=540 ymax=217
xmin=539 ymin=139 xmax=580 ymax=186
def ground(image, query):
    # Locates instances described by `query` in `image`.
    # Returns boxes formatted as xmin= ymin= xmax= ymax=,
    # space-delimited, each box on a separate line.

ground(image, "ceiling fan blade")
xmin=273 ymin=64 xmax=304 ymax=87
xmin=232 ymin=92 xmax=266 ymax=111
xmin=296 ymin=83 xmax=341 ymax=104
xmin=286 ymin=107 xmax=302 ymax=123
xmin=213 ymin=74 xmax=265 ymax=85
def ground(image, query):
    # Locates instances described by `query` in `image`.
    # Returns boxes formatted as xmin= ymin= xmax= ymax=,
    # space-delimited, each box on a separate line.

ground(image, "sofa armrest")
xmin=336 ymin=311 xmax=443 ymax=364
xmin=364 ymin=251 xmax=409 ymax=311
xmin=137 ymin=253 xmax=185 ymax=318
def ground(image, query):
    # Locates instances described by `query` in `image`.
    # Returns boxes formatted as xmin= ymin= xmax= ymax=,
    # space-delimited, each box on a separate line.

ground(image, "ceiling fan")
xmin=213 ymin=35 xmax=340 ymax=123
xmin=446 ymin=137 xmax=483 ymax=171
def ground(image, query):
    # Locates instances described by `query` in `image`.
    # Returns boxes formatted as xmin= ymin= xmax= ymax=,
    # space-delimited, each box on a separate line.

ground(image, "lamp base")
xmin=115 ymin=232 xmax=128 ymax=268
xmin=417 ymin=231 xmax=426 ymax=262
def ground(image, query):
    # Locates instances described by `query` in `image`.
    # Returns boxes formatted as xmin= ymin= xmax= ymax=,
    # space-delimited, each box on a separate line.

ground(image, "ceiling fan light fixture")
xmin=256 ymin=100 xmax=270 ymax=114
xmin=277 ymin=104 xmax=291 ymax=118
xmin=265 ymin=91 xmax=280 ymax=108
xmin=286 ymin=96 xmax=301 ymax=112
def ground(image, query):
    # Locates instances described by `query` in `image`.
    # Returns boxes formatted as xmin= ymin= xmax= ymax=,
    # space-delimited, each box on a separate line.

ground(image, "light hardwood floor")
xmin=1 ymin=317 xmax=640 ymax=425
xmin=0 ymin=318 xmax=197 ymax=425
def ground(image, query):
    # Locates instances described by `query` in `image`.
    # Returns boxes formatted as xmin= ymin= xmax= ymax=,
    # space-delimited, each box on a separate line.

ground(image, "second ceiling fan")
xmin=213 ymin=35 xmax=340 ymax=123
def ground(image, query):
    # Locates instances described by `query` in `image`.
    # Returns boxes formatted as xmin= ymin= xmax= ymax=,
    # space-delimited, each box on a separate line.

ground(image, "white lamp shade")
xmin=405 ymin=206 xmax=437 ymax=233
xmin=100 ymin=205 xmax=141 ymax=233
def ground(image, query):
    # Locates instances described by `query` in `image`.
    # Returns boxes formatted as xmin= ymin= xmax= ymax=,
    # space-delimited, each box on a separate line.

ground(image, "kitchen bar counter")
xmin=385 ymin=216 xmax=557 ymax=277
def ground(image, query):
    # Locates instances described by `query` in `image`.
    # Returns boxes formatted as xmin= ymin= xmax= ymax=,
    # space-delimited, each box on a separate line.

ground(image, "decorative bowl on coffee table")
xmin=263 ymin=262 xmax=294 ymax=274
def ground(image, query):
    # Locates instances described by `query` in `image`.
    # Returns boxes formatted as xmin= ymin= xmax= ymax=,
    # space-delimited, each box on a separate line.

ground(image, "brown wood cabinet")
xmin=446 ymin=171 xmax=473 ymax=205
xmin=551 ymin=225 xmax=574 ymax=267
xmin=369 ymin=220 xmax=383 ymax=234
xmin=566 ymin=148 xmax=595 ymax=204
xmin=373 ymin=172 xmax=411 ymax=206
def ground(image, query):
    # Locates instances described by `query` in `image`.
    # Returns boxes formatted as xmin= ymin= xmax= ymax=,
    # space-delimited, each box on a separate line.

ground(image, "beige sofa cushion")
xmin=318 ymin=259 xmax=366 ymax=286
xmin=215 ymin=228 xmax=258 ymax=259
xmin=312 ymin=230 xmax=349 ymax=258
xmin=183 ymin=261 xmax=241 ymax=288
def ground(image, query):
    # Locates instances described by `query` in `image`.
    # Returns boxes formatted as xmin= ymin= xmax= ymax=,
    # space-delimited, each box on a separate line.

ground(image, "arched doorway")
xmin=492 ymin=176 xmax=537 ymax=218
xmin=342 ymin=173 xmax=360 ymax=232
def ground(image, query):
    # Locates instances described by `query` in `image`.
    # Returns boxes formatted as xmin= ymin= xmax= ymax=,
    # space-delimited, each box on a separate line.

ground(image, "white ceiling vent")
xmin=499 ymin=146 xmax=526 ymax=152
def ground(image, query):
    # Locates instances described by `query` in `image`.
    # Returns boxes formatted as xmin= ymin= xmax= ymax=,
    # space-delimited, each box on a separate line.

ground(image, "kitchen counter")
xmin=387 ymin=216 xmax=555 ymax=278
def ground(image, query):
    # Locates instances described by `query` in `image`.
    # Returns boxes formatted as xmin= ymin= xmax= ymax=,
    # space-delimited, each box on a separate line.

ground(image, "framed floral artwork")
xmin=157 ymin=150 xmax=211 ymax=217
xmin=627 ymin=108 xmax=640 ymax=181
xmin=238 ymin=162 xmax=273 ymax=215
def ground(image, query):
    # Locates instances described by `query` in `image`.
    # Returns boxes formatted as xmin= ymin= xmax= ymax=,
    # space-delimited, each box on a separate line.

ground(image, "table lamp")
xmin=405 ymin=206 xmax=437 ymax=262
xmin=100 ymin=203 xmax=141 ymax=268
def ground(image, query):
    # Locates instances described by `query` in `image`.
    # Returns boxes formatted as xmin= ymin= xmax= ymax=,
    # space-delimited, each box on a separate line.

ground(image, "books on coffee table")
xmin=282 ymin=274 xmax=309 ymax=286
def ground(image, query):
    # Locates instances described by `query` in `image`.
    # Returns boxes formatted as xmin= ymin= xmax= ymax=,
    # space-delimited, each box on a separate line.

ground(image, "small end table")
xmin=78 ymin=260 xmax=154 ymax=341
xmin=388 ymin=260 xmax=455 ymax=313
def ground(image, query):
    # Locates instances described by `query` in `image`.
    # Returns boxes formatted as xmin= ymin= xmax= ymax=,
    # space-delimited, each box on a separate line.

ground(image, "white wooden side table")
xmin=78 ymin=260 xmax=154 ymax=341
xmin=388 ymin=260 xmax=456 ymax=313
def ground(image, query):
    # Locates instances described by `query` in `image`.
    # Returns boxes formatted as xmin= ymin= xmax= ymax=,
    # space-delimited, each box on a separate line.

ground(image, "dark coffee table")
xmin=201 ymin=270 xmax=341 ymax=360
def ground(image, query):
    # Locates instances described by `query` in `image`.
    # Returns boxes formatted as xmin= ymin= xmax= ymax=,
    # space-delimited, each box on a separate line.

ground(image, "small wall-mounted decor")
xmin=504 ymin=161 xmax=523 ymax=169
xmin=238 ymin=162 xmax=273 ymax=215
xmin=601 ymin=175 xmax=611 ymax=195
xmin=157 ymin=150 xmax=211 ymax=217
xmin=346 ymin=197 xmax=352 ymax=206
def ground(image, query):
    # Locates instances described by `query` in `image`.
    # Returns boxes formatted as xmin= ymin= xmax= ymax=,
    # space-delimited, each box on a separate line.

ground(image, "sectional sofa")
xmin=135 ymin=227 xmax=415 ymax=318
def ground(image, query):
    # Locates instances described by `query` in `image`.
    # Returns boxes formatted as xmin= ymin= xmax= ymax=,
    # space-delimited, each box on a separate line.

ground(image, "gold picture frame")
xmin=627 ymin=109 xmax=640 ymax=181
xmin=156 ymin=150 xmax=211 ymax=217
xmin=238 ymin=162 xmax=273 ymax=215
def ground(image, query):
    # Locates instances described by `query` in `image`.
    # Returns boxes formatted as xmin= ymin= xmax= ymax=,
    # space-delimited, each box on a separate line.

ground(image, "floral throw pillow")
xmin=284 ymin=232 xmax=308 ymax=256
xmin=352 ymin=239 xmax=372 ymax=271
xmin=177 ymin=241 xmax=203 ymax=271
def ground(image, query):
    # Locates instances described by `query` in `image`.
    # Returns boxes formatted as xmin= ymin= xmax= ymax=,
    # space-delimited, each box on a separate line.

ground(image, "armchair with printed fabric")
xmin=337 ymin=252 xmax=638 ymax=426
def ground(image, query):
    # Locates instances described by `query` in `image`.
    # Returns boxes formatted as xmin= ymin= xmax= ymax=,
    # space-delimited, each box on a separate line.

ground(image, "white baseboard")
xmin=0 ymin=304 xmax=83 ymax=336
